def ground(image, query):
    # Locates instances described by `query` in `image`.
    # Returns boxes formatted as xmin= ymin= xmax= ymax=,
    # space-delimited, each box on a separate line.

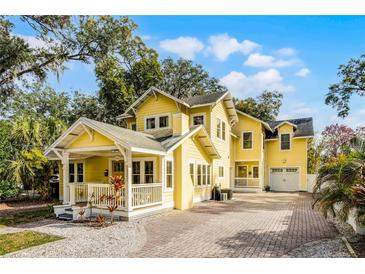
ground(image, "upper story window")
xmin=145 ymin=114 xmax=170 ymax=131
xmin=131 ymin=123 xmax=136 ymax=131
xmin=218 ymin=165 xmax=224 ymax=178
xmin=242 ymin=132 xmax=253 ymax=149
xmin=159 ymin=116 xmax=168 ymax=128
xmin=216 ymin=118 xmax=226 ymax=141
xmin=192 ymin=114 xmax=205 ymax=126
xmin=280 ymin=133 xmax=291 ymax=150
xmin=166 ymin=160 xmax=173 ymax=189
xmin=146 ymin=117 xmax=156 ymax=130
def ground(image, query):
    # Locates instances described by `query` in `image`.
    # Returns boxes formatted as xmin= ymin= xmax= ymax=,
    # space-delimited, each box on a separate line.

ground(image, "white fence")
xmin=131 ymin=183 xmax=162 ymax=209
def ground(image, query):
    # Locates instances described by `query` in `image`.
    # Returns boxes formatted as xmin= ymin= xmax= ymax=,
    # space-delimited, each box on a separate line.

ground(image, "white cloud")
xmin=219 ymin=69 xmax=295 ymax=97
xmin=160 ymin=36 xmax=204 ymax=59
xmin=205 ymin=33 xmax=260 ymax=61
xmin=276 ymin=47 xmax=297 ymax=57
xmin=295 ymin=68 xmax=311 ymax=77
xmin=16 ymin=34 xmax=47 ymax=49
xmin=244 ymin=53 xmax=299 ymax=68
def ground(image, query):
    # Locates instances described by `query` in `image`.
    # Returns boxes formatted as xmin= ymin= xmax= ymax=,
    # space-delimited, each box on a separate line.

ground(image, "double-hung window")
xmin=253 ymin=166 xmax=259 ymax=178
xmin=219 ymin=166 xmax=224 ymax=178
xmin=69 ymin=163 xmax=75 ymax=183
xmin=166 ymin=160 xmax=173 ymax=189
xmin=207 ymin=165 xmax=211 ymax=185
xmin=146 ymin=118 xmax=156 ymax=130
xmin=189 ymin=163 xmax=195 ymax=184
xmin=280 ymin=133 xmax=291 ymax=150
xmin=197 ymin=164 xmax=202 ymax=186
xmin=159 ymin=116 xmax=168 ymax=128
xmin=69 ymin=162 xmax=84 ymax=183
xmin=216 ymin=118 xmax=226 ymax=141
xmin=202 ymin=165 xmax=207 ymax=185
xmin=243 ymin=132 xmax=253 ymax=149
xmin=132 ymin=161 xmax=141 ymax=184
xmin=145 ymin=161 xmax=154 ymax=184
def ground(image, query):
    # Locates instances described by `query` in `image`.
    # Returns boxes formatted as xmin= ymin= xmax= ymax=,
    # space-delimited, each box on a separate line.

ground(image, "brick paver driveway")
xmin=130 ymin=192 xmax=338 ymax=257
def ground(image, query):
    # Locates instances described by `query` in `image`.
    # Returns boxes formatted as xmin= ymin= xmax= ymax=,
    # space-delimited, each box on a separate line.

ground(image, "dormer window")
xmin=144 ymin=114 xmax=170 ymax=130
xmin=192 ymin=114 xmax=205 ymax=126
xmin=280 ymin=133 xmax=291 ymax=150
xmin=146 ymin=117 xmax=156 ymax=130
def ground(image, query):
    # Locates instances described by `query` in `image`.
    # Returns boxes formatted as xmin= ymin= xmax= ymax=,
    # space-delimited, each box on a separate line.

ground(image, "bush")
xmin=0 ymin=181 xmax=20 ymax=200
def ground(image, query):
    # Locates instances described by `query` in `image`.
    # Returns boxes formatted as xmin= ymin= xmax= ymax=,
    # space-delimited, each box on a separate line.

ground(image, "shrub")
xmin=0 ymin=181 xmax=20 ymax=200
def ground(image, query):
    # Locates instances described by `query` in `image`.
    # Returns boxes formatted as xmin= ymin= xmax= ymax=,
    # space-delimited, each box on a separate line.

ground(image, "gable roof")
xmin=44 ymin=117 xmax=165 ymax=158
xmin=235 ymin=109 xmax=272 ymax=131
xmin=266 ymin=117 xmax=314 ymax=139
xmin=118 ymin=87 xmax=238 ymax=123
xmin=45 ymin=118 xmax=220 ymax=159
xmin=183 ymin=91 xmax=228 ymax=107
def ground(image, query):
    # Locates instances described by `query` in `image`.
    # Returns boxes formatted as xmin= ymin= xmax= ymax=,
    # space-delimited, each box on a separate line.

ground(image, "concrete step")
xmin=58 ymin=213 xmax=73 ymax=221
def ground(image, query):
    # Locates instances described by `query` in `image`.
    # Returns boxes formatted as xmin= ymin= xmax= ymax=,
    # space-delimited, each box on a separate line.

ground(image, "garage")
xmin=269 ymin=167 xmax=299 ymax=191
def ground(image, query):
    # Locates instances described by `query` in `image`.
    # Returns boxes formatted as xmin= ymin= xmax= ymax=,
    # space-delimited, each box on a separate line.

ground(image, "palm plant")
xmin=313 ymin=136 xmax=365 ymax=224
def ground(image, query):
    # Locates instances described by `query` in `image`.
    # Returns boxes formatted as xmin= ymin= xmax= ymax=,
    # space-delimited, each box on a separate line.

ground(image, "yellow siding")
xmin=84 ymin=156 xmax=109 ymax=183
xmin=211 ymin=101 xmax=231 ymax=189
xmin=135 ymin=93 xmax=180 ymax=132
xmin=188 ymin=106 xmax=211 ymax=133
xmin=265 ymin=123 xmax=308 ymax=190
xmin=234 ymin=113 xmax=263 ymax=161
xmin=126 ymin=118 xmax=136 ymax=130
xmin=67 ymin=131 xmax=114 ymax=148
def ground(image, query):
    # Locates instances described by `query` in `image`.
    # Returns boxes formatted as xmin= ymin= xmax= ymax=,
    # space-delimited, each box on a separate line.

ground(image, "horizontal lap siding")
xmin=211 ymin=101 xmax=231 ymax=189
xmin=85 ymin=157 xmax=109 ymax=183
xmin=265 ymin=124 xmax=308 ymax=190
xmin=136 ymin=93 xmax=180 ymax=132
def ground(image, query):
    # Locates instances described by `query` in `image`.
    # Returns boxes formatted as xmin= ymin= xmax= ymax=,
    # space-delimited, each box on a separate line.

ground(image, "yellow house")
xmin=45 ymin=87 xmax=314 ymax=220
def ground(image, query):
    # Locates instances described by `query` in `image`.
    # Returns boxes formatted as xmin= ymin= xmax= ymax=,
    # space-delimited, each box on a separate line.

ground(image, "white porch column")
xmin=259 ymin=160 xmax=264 ymax=189
xmin=125 ymin=150 xmax=133 ymax=212
xmin=69 ymin=183 xmax=76 ymax=205
xmin=62 ymin=152 xmax=70 ymax=204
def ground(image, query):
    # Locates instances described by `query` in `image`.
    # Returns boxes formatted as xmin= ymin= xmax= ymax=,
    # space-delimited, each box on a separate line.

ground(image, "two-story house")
xmin=45 ymin=87 xmax=314 ymax=220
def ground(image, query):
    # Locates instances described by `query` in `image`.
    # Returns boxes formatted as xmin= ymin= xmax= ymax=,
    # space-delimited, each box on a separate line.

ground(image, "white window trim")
xmin=144 ymin=113 xmax=171 ymax=131
xmin=252 ymin=165 xmax=259 ymax=179
xmin=69 ymin=160 xmax=86 ymax=183
xmin=279 ymin=132 xmax=292 ymax=151
xmin=191 ymin=112 xmax=206 ymax=127
xmin=189 ymin=161 xmax=195 ymax=186
xmin=193 ymin=160 xmax=211 ymax=188
xmin=242 ymin=131 xmax=254 ymax=150
xmin=131 ymin=157 xmax=157 ymax=184
xmin=218 ymin=165 xmax=225 ymax=179
xmin=164 ymin=156 xmax=174 ymax=192
xmin=216 ymin=117 xmax=226 ymax=142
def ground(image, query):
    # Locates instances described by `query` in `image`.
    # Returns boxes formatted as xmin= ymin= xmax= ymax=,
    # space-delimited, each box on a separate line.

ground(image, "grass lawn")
xmin=0 ymin=231 xmax=62 ymax=255
xmin=0 ymin=208 xmax=54 ymax=227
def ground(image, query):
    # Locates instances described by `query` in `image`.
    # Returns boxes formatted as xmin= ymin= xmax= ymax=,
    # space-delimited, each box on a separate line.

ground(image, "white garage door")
xmin=270 ymin=168 xmax=299 ymax=191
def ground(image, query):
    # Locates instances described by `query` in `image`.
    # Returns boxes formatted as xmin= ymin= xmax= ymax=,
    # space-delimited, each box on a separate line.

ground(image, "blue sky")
xmin=11 ymin=16 xmax=365 ymax=133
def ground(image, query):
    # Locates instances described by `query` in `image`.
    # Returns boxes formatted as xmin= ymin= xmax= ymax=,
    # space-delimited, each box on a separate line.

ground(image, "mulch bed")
xmin=0 ymin=200 xmax=53 ymax=217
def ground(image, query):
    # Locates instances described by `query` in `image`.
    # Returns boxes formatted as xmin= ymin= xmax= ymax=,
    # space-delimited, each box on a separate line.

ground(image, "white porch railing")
xmin=70 ymin=182 xmax=162 ymax=210
xmin=131 ymin=183 xmax=162 ymax=209
xmin=234 ymin=178 xmax=260 ymax=188
xmin=88 ymin=183 xmax=126 ymax=209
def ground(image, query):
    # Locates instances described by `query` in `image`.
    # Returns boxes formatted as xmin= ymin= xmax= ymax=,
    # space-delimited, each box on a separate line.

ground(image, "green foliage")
xmin=0 ymin=180 xmax=19 ymax=199
xmin=326 ymin=54 xmax=365 ymax=118
xmin=314 ymin=136 xmax=365 ymax=223
xmin=307 ymin=138 xmax=323 ymax=174
xmin=158 ymin=58 xmax=227 ymax=99
xmin=234 ymin=90 xmax=283 ymax=122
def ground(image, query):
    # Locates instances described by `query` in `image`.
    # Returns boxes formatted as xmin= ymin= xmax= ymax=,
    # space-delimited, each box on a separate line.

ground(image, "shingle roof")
xmin=161 ymin=125 xmax=200 ymax=151
xmin=183 ymin=91 xmax=228 ymax=106
xmin=266 ymin=117 xmax=314 ymax=139
xmin=81 ymin=118 xmax=165 ymax=152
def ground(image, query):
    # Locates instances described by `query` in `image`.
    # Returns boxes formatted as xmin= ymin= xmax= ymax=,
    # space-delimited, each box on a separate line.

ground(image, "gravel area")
xmin=2 ymin=219 xmax=146 ymax=258
xmin=283 ymin=238 xmax=351 ymax=258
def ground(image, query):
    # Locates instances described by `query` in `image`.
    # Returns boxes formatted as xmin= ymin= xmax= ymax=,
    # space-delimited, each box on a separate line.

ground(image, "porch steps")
xmin=58 ymin=213 xmax=73 ymax=221
xmin=64 ymin=207 xmax=73 ymax=212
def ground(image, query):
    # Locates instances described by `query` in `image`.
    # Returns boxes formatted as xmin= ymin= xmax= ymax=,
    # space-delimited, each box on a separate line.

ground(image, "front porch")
xmin=45 ymin=118 xmax=174 ymax=220
xmin=232 ymin=160 xmax=264 ymax=192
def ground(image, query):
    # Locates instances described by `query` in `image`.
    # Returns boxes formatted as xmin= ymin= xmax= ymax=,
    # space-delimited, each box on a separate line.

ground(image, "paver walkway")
xmin=130 ymin=192 xmax=338 ymax=257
